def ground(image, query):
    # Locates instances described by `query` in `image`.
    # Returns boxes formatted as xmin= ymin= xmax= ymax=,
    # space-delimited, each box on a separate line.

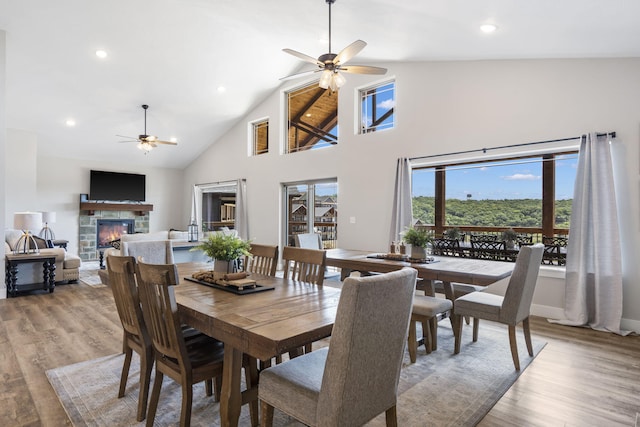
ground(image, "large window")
xmin=285 ymin=82 xmax=337 ymax=153
xmin=411 ymin=151 xmax=578 ymax=239
xmin=360 ymin=80 xmax=395 ymax=134
xmin=283 ymin=180 xmax=338 ymax=248
xmin=200 ymin=183 xmax=237 ymax=232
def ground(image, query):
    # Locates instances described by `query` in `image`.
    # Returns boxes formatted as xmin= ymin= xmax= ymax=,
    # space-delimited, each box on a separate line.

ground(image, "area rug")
xmin=79 ymin=261 xmax=106 ymax=287
xmin=46 ymin=321 xmax=545 ymax=426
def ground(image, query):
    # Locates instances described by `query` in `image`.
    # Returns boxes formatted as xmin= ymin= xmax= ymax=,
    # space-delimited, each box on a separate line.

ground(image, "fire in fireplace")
xmin=97 ymin=219 xmax=135 ymax=248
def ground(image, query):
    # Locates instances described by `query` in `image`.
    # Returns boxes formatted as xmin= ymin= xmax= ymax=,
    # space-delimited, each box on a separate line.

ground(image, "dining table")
xmin=173 ymin=262 xmax=341 ymax=427
xmin=325 ymin=248 xmax=515 ymax=339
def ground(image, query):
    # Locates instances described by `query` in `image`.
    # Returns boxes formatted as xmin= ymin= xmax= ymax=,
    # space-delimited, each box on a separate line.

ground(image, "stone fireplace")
xmin=79 ymin=211 xmax=149 ymax=261
xmin=96 ymin=219 xmax=135 ymax=248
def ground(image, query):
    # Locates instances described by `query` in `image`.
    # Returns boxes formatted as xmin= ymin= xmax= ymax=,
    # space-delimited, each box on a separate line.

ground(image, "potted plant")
xmin=501 ymin=228 xmax=518 ymax=249
xmin=443 ymin=227 xmax=462 ymax=241
xmin=193 ymin=232 xmax=251 ymax=273
xmin=402 ymin=226 xmax=432 ymax=259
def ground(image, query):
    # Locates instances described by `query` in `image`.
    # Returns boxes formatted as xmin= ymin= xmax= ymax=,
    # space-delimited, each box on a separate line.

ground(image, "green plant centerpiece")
xmin=402 ymin=226 xmax=433 ymax=260
xmin=193 ymin=232 xmax=251 ymax=273
xmin=501 ymin=228 xmax=518 ymax=249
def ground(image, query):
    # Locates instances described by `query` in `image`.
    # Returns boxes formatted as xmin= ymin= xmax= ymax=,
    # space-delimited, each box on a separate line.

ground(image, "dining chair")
xmin=282 ymin=246 xmax=326 ymax=287
xmin=136 ymin=261 xmax=259 ymax=427
xmin=245 ymin=243 xmax=278 ymax=276
xmin=453 ymin=243 xmax=544 ymax=370
xmin=471 ymin=239 xmax=506 ymax=261
xmin=259 ymin=267 xmax=417 ymax=427
xmin=107 ymin=255 xmax=153 ymax=422
xmin=407 ymin=295 xmax=453 ymax=362
xmin=121 ymin=239 xmax=175 ymax=264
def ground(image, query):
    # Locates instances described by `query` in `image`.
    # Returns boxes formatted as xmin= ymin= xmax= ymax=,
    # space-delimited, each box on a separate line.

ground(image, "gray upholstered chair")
xmin=453 ymin=243 xmax=544 ymax=370
xmin=121 ymin=239 xmax=174 ymax=264
xmin=408 ymin=295 xmax=453 ymax=363
xmin=259 ymin=267 xmax=417 ymax=427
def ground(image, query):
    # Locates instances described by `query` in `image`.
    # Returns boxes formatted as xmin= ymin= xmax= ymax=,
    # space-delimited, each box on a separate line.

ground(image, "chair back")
xmin=500 ymin=243 xmax=544 ymax=324
xmin=245 ymin=244 xmax=278 ymax=276
xmin=107 ymin=255 xmax=149 ymax=346
xmin=282 ymin=246 xmax=326 ymax=286
xmin=294 ymin=233 xmax=323 ymax=250
xmin=317 ymin=268 xmax=417 ymax=425
xmin=471 ymin=240 xmax=506 ymax=260
xmin=136 ymin=261 xmax=190 ymax=371
xmin=122 ymin=240 xmax=175 ymax=264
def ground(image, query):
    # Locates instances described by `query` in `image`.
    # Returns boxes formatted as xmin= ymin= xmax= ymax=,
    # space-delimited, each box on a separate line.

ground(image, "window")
xmin=360 ymin=80 xmax=395 ymax=134
xmin=251 ymin=118 xmax=269 ymax=156
xmin=199 ymin=183 xmax=237 ymax=232
xmin=285 ymin=82 xmax=337 ymax=154
xmin=411 ymin=151 xmax=578 ymax=239
xmin=283 ymin=180 xmax=338 ymax=249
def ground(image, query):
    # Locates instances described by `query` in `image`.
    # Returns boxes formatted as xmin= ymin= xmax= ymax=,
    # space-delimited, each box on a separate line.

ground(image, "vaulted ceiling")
xmin=1 ymin=0 xmax=639 ymax=169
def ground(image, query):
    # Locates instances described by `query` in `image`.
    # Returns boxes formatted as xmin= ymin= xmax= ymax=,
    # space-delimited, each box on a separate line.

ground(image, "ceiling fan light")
xmin=334 ymin=72 xmax=346 ymax=88
xmin=319 ymin=70 xmax=332 ymax=89
xmin=137 ymin=141 xmax=153 ymax=152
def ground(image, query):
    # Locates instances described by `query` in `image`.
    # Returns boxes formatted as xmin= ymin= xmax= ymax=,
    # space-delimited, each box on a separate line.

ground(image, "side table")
xmin=5 ymin=253 xmax=56 ymax=297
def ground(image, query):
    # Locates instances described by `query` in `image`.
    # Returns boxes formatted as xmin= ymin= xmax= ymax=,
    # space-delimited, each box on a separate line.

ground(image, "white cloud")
xmin=503 ymin=173 xmax=541 ymax=181
xmin=377 ymin=99 xmax=396 ymax=110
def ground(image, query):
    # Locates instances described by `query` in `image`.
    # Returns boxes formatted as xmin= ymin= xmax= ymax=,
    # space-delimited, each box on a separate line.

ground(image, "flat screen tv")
xmin=89 ymin=170 xmax=146 ymax=202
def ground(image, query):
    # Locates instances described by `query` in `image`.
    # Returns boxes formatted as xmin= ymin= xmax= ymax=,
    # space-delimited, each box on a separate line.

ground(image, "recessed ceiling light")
xmin=95 ymin=50 xmax=108 ymax=58
xmin=217 ymin=86 xmax=226 ymax=93
xmin=65 ymin=119 xmax=76 ymax=127
xmin=480 ymin=24 xmax=498 ymax=34
xmin=306 ymin=113 xmax=312 ymax=117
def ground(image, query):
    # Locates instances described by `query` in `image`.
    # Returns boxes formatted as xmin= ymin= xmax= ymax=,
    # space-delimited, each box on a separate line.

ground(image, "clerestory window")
xmin=250 ymin=118 xmax=269 ymax=156
xmin=359 ymin=80 xmax=395 ymax=134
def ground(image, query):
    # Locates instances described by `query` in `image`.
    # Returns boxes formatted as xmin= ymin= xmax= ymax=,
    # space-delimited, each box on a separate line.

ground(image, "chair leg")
xmin=385 ymin=405 xmax=398 ymax=427
xmin=213 ymin=376 xmax=222 ymax=402
xmin=261 ymin=400 xmax=274 ymax=427
xmin=429 ymin=317 xmax=438 ymax=351
xmin=304 ymin=343 xmax=312 ymax=354
xmin=118 ymin=346 xmax=133 ymax=398
xmin=523 ymin=317 xmax=534 ymax=356
xmin=180 ymin=381 xmax=193 ymax=427
xmin=472 ymin=317 xmax=479 ymax=342
xmin=205 ymin=378 xmax=213 ymax=397
xmin=136 ymin=347 xmax=153 ymax=422
xmin=423 ymin=320 xmax=432 ymax=354
xmin=454 ymin=314 xmax=463 ymax=354
xmin=146 ymin=370 xmax=163 ymax=427
xmin=408 ymin=320 xmax=418 ymax=363
xmin=508 ymin=324 xmax=520 ymax=370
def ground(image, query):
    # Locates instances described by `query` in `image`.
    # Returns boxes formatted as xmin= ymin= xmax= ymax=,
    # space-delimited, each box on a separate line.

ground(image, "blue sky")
xmin=412 ymin=154 xmax=578 ymax=200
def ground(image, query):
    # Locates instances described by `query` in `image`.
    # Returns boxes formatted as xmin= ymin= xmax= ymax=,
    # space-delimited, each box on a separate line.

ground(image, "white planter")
xmin=411 ymin=246 xmax=426 ymax=260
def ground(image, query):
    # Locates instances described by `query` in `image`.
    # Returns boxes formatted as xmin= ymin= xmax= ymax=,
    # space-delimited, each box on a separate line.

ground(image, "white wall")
xmin=183 ymin=58 xmax=640 ymax=329
xmin=1 ymin=31 xmax=7 ymax=298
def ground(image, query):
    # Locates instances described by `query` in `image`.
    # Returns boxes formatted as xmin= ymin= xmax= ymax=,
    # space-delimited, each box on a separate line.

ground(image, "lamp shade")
xmin=42 ymin=211 xmax=56 ymax=224
xmin=14 ymin=212 xmax=43 ymax=232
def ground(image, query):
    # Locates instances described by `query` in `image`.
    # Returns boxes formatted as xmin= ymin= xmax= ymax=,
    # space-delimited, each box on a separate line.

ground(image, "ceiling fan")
xmin=281 ymin=0 xmax=387 ymax=92
xmin=116 ymin=104 xmax=177 ymax=153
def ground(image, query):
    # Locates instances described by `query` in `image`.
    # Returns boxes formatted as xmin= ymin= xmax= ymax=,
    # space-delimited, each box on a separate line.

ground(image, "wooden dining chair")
xmin=453 ymin=244 xmax=544 ymax=370
xmin=136 ymin=261 xmax=229 ymax=427
xmin=107 ymin=255 xmax=153 ymax=422
xmin=259 ymin=268 xmax=417 ymax=427
xmin=245 ymin=243 xmax=278 ymax=276
xmin=282 ymin=246 xmax=326 ymax=286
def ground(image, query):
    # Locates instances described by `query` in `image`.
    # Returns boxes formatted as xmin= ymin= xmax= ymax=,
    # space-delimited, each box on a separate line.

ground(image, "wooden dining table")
xmin=325 ymin=248 xmax=515 ymax=338
xmin=173 ymin=262 xmax=341 ymax=427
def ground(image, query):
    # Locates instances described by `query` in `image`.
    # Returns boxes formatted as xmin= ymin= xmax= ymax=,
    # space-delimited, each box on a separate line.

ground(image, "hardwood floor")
xmin=0 ymin=280 xmax=638 ymax=426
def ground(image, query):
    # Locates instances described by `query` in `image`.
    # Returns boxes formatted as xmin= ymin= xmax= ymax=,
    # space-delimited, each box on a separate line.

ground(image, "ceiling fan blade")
xmin=155 ymin=140 xmax=178 ymax=146
xmin=116 ymin=134 xmax=139 ymax=141
xmin=334 ymin=40 xmax=367 ymax=65
xmin=280 ymin=69 xmax=322 ymax=81
xmin=339 ymin=65 xmax=388 ymax=75
xmin=283 ymin=48 xmax=322 ymax=66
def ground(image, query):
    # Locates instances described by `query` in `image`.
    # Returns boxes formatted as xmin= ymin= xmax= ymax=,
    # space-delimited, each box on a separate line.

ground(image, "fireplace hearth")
xmin=96 ymin=219 xmax=135 ymax=249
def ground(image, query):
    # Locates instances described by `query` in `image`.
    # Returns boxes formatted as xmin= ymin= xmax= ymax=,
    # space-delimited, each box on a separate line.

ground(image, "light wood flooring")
xmin=0 ymin=279 xmax=638 ymax=426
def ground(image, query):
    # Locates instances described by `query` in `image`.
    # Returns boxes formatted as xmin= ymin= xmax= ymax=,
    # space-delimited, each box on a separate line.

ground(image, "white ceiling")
xmin=1 ymin=0 xmax=639 ymax=169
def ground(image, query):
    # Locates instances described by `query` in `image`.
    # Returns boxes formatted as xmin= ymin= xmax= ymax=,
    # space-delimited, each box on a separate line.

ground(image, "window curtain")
xmin=389 ymin=158 xmax=412 ymax=246
xmin=191 ymin=184 xmax=202 ymax=233
xmin=235 ymin=178 xmax=248 ymax=240
xmin=549 ymin=132 xmax=628 ymax=334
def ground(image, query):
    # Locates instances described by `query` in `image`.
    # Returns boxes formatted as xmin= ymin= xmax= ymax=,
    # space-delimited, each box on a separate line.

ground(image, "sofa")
xmin=4 ymin=229 xmax=81 ymax=284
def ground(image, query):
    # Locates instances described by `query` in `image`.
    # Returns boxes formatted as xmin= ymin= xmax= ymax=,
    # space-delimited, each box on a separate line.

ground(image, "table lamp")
xmin=40 ymin=211 xmax=56 ymax=240
xmin=13 ymin=211 xmax=43 ymax=254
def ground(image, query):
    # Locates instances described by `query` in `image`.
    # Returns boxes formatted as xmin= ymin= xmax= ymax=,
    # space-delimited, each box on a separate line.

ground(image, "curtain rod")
xmin=409 ymin=131 xmax=616 ymax=162
xmin=195 ymin=178 xmax=245 ymax=187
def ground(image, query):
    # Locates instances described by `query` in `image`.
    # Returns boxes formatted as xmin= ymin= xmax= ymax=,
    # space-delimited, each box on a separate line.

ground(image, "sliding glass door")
xmin=283 ymin=179 xmax=338 ymax=248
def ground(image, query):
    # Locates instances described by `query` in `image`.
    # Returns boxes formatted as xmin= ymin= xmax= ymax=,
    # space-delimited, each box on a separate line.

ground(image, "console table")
xmin=5 ymin=253 xmax=57 ymax=297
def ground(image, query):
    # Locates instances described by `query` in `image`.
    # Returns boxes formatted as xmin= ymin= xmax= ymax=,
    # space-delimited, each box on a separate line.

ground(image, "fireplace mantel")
xmin=80 ymin=201 xmax=154 ymax=216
